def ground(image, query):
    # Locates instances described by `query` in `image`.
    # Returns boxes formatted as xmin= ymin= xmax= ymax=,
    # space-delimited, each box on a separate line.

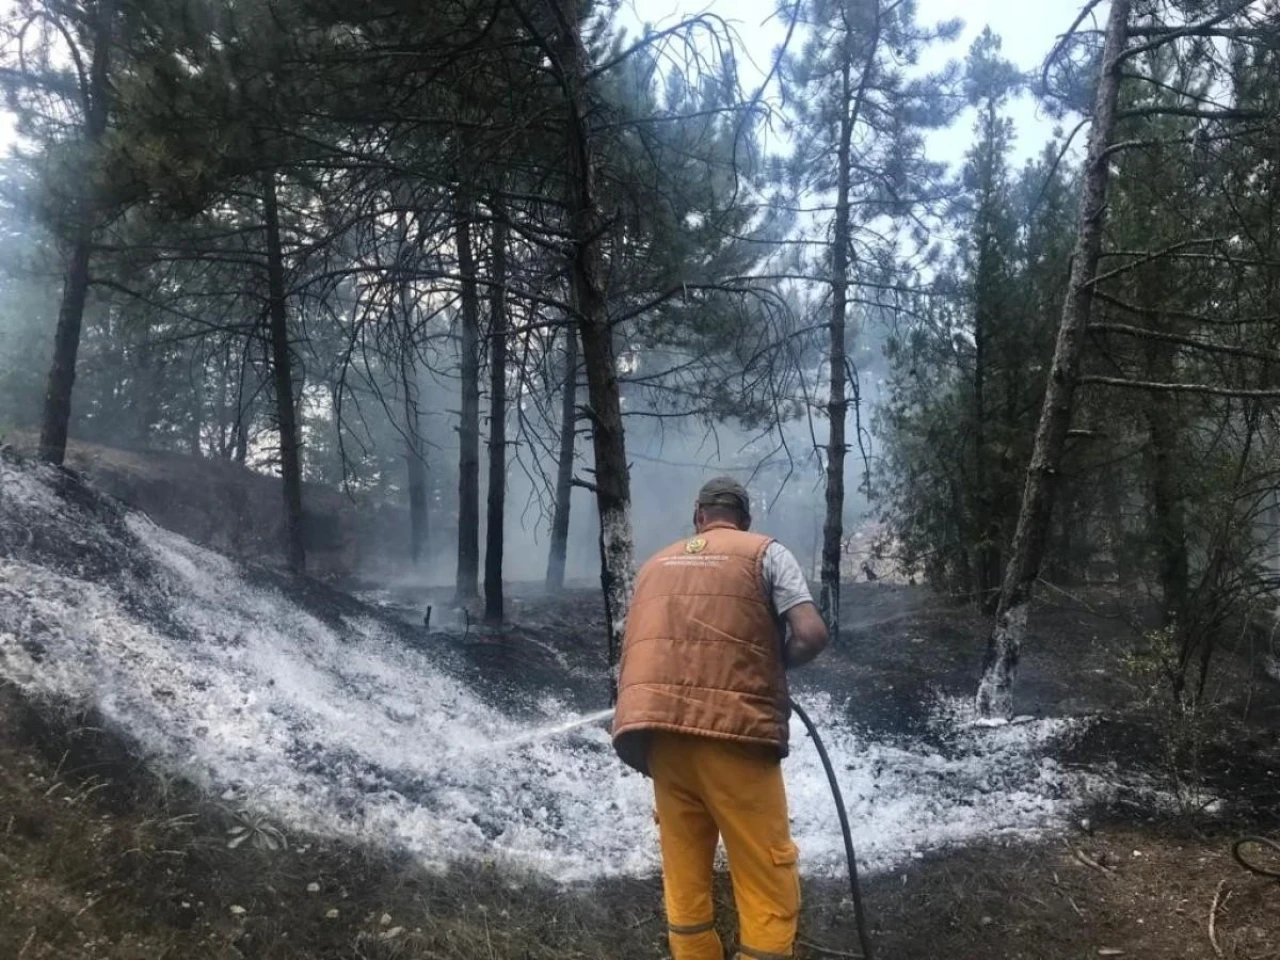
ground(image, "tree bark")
xmin=546 ymin=0 xmax=636 ymax=681
xmin=187 ymin=344 xmax=205 ymax=456
xmin=973 ymin=100 xmax=1001 ymax=611
xmin=976 ymin=0 xmax=1131 ymax=717
xmin=188 ymin=377 xmax=204 ymax=456
xmin=261 ymin=168 xmax=306 ymax=574
xmin=215 ymin=343 xmax=232 ymax=458
xmin=402 ymin=352 xmax=428 ymax=566
xmin=234 ymin=412 xmax=249 ymax=464
xmin=1142 ymin=329 xmax=1188 ymax=632
xmin=820 ymin=0 xmax=881 ymax=641
xmin=39 ymin=235 xmax=93 ymax=465
xmin=37 ymin=0 xmax=114 ymax=465
xmin=391 ymin=207 xmax=429 ymax=567
xmin=394 ymin=230 xmax=429 ymax=567
xmin=233 ymin=349 xmax=252 ymax=465
xmin=484 ymin=204 xmax=508 ymax=625
xmin=454 ymin=192 xmax=481 ymax=601
xmin=820 ymin=47 xmax=854 ymax=645
xmin=132 ymin=334 xmax=164 ymax=449
xmin=545 ymin=322 xmax=578 ymax=592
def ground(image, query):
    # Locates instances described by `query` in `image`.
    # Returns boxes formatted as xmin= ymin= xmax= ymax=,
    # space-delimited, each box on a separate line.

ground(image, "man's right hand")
xmin=783 ymin=602 xmax=829 ymax=668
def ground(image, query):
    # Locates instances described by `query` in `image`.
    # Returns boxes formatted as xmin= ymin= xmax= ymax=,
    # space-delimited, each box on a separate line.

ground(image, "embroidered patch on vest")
xmin=684 ymin=537 xmax=707 ymax=554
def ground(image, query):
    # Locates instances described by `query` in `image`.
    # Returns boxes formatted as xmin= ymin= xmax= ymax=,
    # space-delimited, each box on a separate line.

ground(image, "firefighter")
xmin=613 ymin=477 xmax=830 ymax=960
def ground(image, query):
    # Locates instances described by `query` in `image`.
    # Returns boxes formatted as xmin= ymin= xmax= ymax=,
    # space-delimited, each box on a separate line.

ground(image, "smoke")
xmin=359 ymin=320 xmax=892 ymax=589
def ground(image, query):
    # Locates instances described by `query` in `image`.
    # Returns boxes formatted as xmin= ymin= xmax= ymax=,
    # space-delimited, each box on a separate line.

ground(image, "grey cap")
xmin=696 ymin=476 xmax=750 ymax=516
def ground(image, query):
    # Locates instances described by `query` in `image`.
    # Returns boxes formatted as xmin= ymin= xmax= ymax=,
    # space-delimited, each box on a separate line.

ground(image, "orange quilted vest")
xmin=612 ymin=522 xmax=789 ymax=774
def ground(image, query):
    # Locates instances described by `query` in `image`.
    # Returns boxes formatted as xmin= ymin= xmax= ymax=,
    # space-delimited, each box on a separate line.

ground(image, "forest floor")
xmin=4 ymin=581 xmax=1279 ymax=959
xmin=4 ymin=685 xmax=1279 ymax=960
xmin=4 ymin=448 xmax=1280 ymax=958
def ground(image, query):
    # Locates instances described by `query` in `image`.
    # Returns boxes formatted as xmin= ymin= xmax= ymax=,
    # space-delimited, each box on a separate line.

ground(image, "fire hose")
xmin=1233 ymin=835 xmax=1280 ymax=879
xmin=791 ymin=696 xmax=875 ymax=960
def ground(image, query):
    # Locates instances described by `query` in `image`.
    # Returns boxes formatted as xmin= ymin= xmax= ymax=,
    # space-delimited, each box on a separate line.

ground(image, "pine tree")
xmin=0 ymin=0 xmax=121 ymax=464
xmin=960 ymin=28 xmax=1022 ymax=608
xmin=779 ymin=0 xmax=958 ymax=639
xmin=976 ymin=0 xmax=1132 ymax=717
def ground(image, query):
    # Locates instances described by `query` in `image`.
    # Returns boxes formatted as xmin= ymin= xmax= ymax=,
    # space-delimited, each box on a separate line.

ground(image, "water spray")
xmin=467 ymin=708 xmax=617 ymax=755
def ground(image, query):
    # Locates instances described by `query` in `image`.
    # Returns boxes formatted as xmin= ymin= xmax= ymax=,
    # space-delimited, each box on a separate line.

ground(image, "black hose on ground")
xmin=1233 ymin=835 xmax=1280 ymax=879
xmin=790 ymin=696 xmax=874 ymax=960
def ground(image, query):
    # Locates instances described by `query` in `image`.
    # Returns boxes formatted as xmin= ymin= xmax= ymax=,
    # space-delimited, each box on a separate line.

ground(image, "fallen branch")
xmin=1208 ymin=879 xmax=1229 ymax=958
xmin=1073 ymin=848 xmax=1116 ymax=876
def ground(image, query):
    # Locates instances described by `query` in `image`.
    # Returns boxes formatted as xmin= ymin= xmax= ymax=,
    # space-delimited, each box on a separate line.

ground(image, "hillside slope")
xmin=5 ymin=433 xmax=421 ymax=580
xmin=1 ymin=448 xmax=1118 ymax=883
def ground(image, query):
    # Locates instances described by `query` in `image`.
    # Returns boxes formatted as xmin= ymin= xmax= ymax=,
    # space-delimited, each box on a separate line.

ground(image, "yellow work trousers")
xmin=648 ymin=731 xmax=800 ymax=960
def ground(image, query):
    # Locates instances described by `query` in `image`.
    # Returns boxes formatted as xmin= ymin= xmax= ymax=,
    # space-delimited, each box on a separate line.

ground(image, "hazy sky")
xmin=624 ymin=0 xmax=1092 ymax=170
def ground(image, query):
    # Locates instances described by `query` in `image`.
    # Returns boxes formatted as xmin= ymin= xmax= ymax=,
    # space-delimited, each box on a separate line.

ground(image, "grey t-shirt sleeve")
xmin=762 ymin=541 xmax=814 ymax=616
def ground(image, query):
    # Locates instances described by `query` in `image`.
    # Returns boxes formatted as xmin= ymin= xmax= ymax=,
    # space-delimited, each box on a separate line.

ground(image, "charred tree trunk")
xmin=976 ymin=0 xmax=1131 ymax=717
xmin=261 ymin=168 xmax=306 ymax=575
xmin=405 ymin=426 xmax=428 ymax=565
xmin=39 ymin=236 xmax=93 ymax=463
xmin=974 ymin=301 xmax=1005 ymax=607
xmin=454 ymin=193 xmax=482 ymax=601
xmin=972 ymin=104 xmax=1000 ymax=610
xmin=402 ymin=351 xmax=428 ymax=566
xmin=821 ymin=51 xmax=854 ymax=644
xmin=388 ymin=206 xmax=430 ymax=566
xmin=188 ymin=385 xmax=203 ymax=456
xmin=228 ymin=342 xmax=251 ymax=463
xmin=128 ymin=333 xmax=158 ymax=448
xmin=1142 ymin=318 xmax=1188 ymax=633
xmin=395 ymin=229 xmax=429 ymax=567
xmin=38 ymin=0 xmax=114 ymax=465
xmin=969 ymin=90 xmax=1015 ymax=610
xmin=484 ymin=205 xmax=508 ymax=625
xmin=187 ymin=348 xmax=205 ymax=456
xmin=950 ymin=475 xmax=974 ymax=599
xmin=215 ymin=343 xmax=233 ymax=459
xmin=545 ymin=322 xmax=578 ymax=592
xmin=545 ymin=0 xmax=636 ymax=675
xmin=234 ymin=412 xmax=249 ymax=464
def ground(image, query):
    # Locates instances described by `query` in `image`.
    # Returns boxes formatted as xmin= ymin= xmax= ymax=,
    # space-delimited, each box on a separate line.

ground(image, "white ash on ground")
xmin=1 ymin=451 xmax=1129 ymax=883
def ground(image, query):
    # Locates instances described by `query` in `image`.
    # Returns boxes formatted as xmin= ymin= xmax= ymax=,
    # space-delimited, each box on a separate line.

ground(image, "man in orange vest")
xmin=613 ymin=477 xmax=830 ymax=960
